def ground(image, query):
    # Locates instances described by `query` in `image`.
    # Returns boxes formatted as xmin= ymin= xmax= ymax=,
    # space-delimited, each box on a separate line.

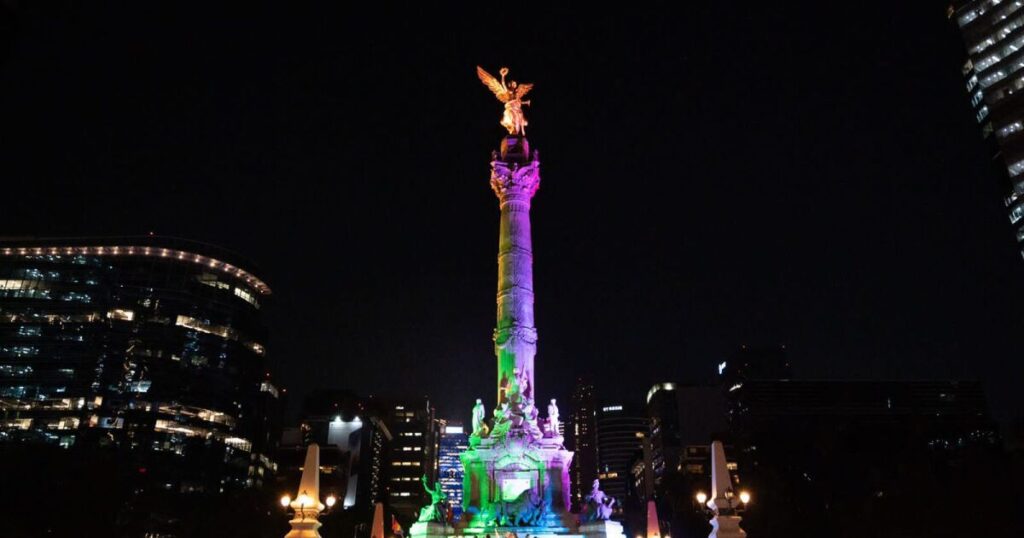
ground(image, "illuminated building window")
xmin=48 ymin=417 xmax=81 ymax=430
xmin=245 ymin=341 xmax=266 ymax=356
xmin=107 ymin=308 xmax=135 ymax=321
xmin=998 ymin=121 xmax=1024 ymax=138
xmin=91 ymin=416 xmax=125 ymax=429
xmin=0 ymin=279 xmax=50 ymax=299
xmin=61 ymin=292 xmax=91 ymax=303
xmin=175 ymin=315 xmax=236 ymax=339
xmin=1011 ymin=204 xmax=1024 ymax=224
xmin=224 ymin=436 xmax=252 ymax=452
xmin=3 ymin=418 xmax=32 ymax=430
xmin=234 ymin=286 xmax=260 ymax=308
xmin=0 ymin=365 xmax=33 ymax=377
xmin=0 ymin=279 xmax=39 ymax=290
xmin=1 ymin=386 xmax=29 ymax=398
xmin=260 ymin=381 xmax=280 ymax=398
xmin=154 ymin=419 xmax=206 ymax=437
xmin=726 ymin=462 xmax=738 ymax=471
xmin=128 ymin=380 xmax=152 ymax=393
xmin=1010 ymin=160 xmax=1024 ymax=178
xmin=17 ymin=325 xmax=41 ymax=336
xmin=972 ymin=90 xmax=985 ymax=106
xmin=1 ymin=346 xmax=38 ymax=357
xmin=198 ymin=273 xmax=231 ymax=290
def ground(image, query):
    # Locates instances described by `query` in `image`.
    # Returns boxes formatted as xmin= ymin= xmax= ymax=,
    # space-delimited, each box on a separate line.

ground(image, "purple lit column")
xmin=490 ymin=136 xmax=541 ymax=406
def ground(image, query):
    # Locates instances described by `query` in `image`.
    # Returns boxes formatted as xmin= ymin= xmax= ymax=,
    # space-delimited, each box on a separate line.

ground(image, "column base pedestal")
xmin=579 ymin=520 xmax=626 ymax=538
xmin=410 ymin=522 xmax=453 ymax=538
xmin=708 ymin=515 xmax=746 ymax=538
xmin=284 ymin=518 xmax=323 ymax=538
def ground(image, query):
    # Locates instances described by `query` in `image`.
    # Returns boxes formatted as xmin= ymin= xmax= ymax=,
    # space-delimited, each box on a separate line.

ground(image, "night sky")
xmin=2 ymin=4 xmax=1022 ymax=427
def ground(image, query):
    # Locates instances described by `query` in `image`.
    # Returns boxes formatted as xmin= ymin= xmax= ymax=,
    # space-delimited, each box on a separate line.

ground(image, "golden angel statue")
xmin=477 ymin=66 xmax=534 ymax=136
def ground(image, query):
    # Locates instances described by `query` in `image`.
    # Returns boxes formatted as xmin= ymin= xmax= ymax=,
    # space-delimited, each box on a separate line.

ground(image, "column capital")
xmin=490 ymin=153 xmax=541 ymax=203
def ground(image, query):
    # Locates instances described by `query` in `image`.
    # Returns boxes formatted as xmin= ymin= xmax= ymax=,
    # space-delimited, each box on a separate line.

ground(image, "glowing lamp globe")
xmin=739 ymin=491 xmax=751 ymax=504
xmin=279 ymin=495 xmax=291 ymax=508
xmin=325 ymin=495 xmax=337 ymax=508
xmin=695 ymin=491 xmax=707 ymax=505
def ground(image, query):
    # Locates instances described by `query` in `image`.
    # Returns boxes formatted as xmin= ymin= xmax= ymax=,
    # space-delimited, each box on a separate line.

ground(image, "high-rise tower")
xmin=948 ymin=2 xmax=1024 ymax=260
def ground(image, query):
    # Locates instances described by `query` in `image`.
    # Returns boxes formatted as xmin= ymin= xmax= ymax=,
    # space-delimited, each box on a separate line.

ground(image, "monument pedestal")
xmin=708 ymin=515 xmax=746 ymax=538
xmin=284 ymin=518 xmax=322 ymax=538
xmin=410 ymin=522 xmax=452 ymax=538
xmin=579 ymin=521 xmax=626 ymax=538
xmin=460 ymin=433 xmax=575 ymax=533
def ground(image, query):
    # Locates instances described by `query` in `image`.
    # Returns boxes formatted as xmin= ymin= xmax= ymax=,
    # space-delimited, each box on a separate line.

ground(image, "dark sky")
xmin=2 ymin=4 xmax=1022 ymax=427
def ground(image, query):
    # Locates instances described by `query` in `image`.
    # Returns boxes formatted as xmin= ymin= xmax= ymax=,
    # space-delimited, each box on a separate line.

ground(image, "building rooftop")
xmin=0 ymin=235 xmax=271 ymax=294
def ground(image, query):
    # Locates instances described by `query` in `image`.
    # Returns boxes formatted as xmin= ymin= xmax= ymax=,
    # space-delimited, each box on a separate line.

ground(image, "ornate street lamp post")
xmin=280 ymin=444 xmax=337 ymax=538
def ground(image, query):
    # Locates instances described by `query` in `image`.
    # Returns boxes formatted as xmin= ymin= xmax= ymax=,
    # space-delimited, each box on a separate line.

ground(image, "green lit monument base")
xmin=458 ymin=432 xmax=575 ymax=533
xmin=409 ymin=522 xmax=452 ymax=538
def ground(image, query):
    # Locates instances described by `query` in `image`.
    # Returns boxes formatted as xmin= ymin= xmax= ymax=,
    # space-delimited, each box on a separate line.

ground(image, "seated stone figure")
xmin=490 ymin=402 xmax=512 ymax=439
xmin=493 ymin=488 xmax=547 ymax=527
xmin=490 ymin=368 xmax=545 ymax=444
xmin=580 ymin=479 xmax=616 ymax=523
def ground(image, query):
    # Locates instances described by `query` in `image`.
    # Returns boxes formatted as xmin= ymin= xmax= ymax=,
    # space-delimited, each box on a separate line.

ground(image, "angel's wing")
xmin=515 ymin=83 xmax=533 ymax=100
xmin=477 ymin=66 xmax=509 ymax=102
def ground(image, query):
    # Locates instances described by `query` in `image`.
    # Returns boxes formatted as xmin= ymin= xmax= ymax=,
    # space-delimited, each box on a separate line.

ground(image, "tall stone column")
xmin=490 ymin=135 xmax=540 ymax=406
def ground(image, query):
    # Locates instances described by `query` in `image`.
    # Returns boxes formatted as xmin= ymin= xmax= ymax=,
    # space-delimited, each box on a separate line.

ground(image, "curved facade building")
xmin=0 ymin=236 xmax=279 ymax=491
xmin=595 ymin=403 xmax=647 ymax=504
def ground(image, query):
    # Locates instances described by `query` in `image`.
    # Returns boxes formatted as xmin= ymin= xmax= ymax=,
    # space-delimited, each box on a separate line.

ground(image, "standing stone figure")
xmin=471 ymin=398 xmax=486 ymax=436
xmin=547 ymin=399 xmax=559 ymax=436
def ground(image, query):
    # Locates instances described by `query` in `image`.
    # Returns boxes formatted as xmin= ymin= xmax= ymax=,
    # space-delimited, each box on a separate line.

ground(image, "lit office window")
xmin=234 ymin=287 xmax=260 ymax=308
xmin=1010 ymin=204 xmax=1024 ymax=224
xmin=998 ymin=121 xmax=1023 ymax=138
xmin=1009 ymin=159 xmax=1024 ymax=177
xmin=107 ymin=309 xmax=135 ymax=321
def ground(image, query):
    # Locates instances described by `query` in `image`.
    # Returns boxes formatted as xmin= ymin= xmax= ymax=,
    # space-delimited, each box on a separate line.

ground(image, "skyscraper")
xmin=438 ymin=421 xmax=468 ymax=516
xmin=949 ymin=2 xmax=1024 ymax=258
xmin=569 ymin=378 xmax=597 ymax=510
xmin=0 ymin=236 xmax=279 ymax=490
xmin=643 ymin=382 xmax=729 ymax=538
xmin=595 ymin=402 xmax=646 ymax=513
xmin=726 ymin=377 xmax=1005 ymax=535
xmin=386 ymin=398 xmax=438 ymax=521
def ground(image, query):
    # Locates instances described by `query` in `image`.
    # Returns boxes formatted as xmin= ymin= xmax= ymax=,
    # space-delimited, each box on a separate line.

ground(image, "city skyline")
xmin=2 ymin=4 xmax=1023 ymax=430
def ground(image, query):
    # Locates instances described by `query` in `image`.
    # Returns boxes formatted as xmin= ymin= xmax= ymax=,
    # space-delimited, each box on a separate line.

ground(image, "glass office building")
xmin=0 ymin=236 xmax=279 ymax=492
xmin=950 ymin=1 xmax=1024 ymax=259
xmin=595 ymin=403 xmax=646 ymax=505
xmin=438 ymin=422 xmax=468 ymax=515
